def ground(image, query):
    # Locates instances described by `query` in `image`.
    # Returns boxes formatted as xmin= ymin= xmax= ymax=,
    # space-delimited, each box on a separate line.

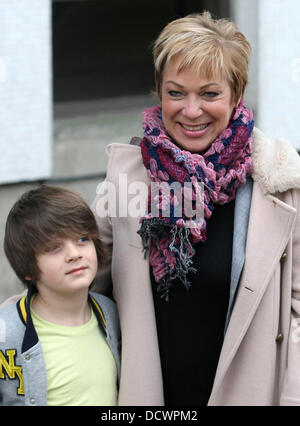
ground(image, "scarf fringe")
xmin=138 ymin=218 xmax=197 ymax=301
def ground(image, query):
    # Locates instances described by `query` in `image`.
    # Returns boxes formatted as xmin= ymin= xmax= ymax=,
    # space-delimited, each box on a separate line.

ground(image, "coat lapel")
xmin=210 ymin=181 xmax=297 ymax=399
xmin=224 ymin=177 xmax=253 ymax=330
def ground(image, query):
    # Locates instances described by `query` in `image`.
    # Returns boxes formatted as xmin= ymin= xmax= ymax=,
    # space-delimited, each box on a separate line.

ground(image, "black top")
xmin=151 ymin=200 xmax=235 ymax=406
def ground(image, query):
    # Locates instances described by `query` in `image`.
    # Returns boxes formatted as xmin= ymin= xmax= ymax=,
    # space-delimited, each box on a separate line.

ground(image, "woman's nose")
xmin=65 ymin=241 xmax=82 ymax=262
xmin=182 ymin=96 xmax=203 ymax=120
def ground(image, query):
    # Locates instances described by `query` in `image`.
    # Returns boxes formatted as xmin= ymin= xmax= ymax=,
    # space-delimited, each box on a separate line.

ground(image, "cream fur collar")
xmin=252 ymin=127 xmax=300 ymax=194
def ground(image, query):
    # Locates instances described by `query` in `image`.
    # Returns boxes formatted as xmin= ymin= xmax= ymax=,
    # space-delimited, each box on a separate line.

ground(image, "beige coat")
xmin=92 ymin=127 xmax=300 ymax=406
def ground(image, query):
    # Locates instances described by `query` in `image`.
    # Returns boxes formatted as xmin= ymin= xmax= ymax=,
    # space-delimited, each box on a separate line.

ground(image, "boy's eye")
xmin=45 ymin=243 xmax=61 ymax=253
xmin=78 ymin=236 xmax=89 ymax=243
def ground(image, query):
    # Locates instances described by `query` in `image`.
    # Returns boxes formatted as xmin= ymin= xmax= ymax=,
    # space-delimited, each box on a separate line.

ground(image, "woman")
xmin=91 ymin=11 xmax=300 ymax=406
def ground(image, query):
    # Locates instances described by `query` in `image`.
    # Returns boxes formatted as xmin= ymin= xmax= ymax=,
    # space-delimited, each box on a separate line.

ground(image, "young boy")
xmin=0 ymin=185 xmax=120 ymax=406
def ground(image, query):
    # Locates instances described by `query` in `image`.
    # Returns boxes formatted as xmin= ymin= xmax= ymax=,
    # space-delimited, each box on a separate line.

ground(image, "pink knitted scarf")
xmin=138 ymin=101 xmax=254 ymax=300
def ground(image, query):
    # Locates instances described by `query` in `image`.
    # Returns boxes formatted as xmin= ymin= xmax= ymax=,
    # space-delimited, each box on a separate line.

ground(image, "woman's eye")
xmin=168 ymin=90 xmax=182 ymax=98
xmin=204 ymin=91 xmax=219 ymax=98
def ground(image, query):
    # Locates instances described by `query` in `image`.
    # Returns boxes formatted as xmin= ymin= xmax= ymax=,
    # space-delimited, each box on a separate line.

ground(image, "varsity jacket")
xmin=0 ymin=287 xmax=121 ymax=406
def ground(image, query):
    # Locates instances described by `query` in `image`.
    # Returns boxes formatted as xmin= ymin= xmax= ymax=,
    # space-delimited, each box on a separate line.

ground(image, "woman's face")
xmin=161 ymin=56 xmax=237 ymax=153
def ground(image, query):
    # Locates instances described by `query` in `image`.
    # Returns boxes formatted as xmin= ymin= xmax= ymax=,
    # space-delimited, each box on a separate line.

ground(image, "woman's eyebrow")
xmin=165 ymin=80 xmax=221 ymax=90
xmin=164 ymin=80 xmax=184 ymax=88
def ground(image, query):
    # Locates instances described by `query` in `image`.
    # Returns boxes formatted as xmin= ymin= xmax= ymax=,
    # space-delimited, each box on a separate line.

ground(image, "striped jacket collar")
xmin=16 ymin=286 xmax=107 ymax=353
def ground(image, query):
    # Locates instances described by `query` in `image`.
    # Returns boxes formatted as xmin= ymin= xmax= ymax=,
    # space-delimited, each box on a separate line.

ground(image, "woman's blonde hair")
xmin=153 ymin=11 xmax=251 ymax=102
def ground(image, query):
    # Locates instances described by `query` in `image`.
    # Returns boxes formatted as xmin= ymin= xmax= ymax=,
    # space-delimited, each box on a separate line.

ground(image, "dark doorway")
xmin=52 ymin=0 xmax=230 ymax=103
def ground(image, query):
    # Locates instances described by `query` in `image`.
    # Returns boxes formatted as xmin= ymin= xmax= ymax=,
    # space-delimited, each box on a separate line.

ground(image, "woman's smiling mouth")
xmin=178 ymin=122 xmax=211 ymax=138
xmin=180 ymin=123 xmax=210 ymax=131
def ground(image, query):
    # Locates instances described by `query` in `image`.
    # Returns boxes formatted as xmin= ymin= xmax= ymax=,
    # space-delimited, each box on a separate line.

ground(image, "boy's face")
xmin=34 ymin=236 xmax=98 ymax=295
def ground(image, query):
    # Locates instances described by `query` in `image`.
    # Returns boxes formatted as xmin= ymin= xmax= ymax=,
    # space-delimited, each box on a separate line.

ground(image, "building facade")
xmin=0 ymin=0 xmax=299 ymax=185
xmin=0 ymin=0 xmax=52 ymax=184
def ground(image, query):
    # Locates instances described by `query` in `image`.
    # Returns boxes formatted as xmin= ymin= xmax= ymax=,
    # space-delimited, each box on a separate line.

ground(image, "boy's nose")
xmin=65 ymin=241 xmax=82 ymax=262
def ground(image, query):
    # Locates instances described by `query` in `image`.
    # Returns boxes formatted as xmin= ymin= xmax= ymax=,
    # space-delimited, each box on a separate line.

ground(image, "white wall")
xmin=0 ymin=0 xmax=52 ymax=184
xmin=257 ymin=0 xmax=300 ymax=150
xmin=231 ymin=0 xmax=300 ymax=150
xmin=230 ymin=0 xmax=258 ymax=116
